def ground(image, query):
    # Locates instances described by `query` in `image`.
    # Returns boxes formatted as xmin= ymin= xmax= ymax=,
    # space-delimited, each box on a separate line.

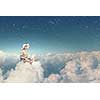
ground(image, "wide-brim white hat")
xmin=22 ymin=43 xmax=30 ymax=49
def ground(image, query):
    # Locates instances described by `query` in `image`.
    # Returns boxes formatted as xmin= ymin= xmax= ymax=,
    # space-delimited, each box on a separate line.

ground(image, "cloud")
xmin=60 ymin=51 xmax=100 ymax=82
xmin=0 ymin=68 xmax=3 ymax=82
xmin=39 ymin=53 xmax=73 ymax=77
xmin=31 ymin=61 xmax=44 ymax=82
xmin=0 ymin=50 xmax=6 ymax=67
xmin=2 ymin=54 xmax=19 ymax=76
xmin=4 ymin=62 xmax=34 ymax=83
xmin=4 ymin=61 xmax=44 ymax=83
xmin=44 ymin=74 xmax=61 ymax=83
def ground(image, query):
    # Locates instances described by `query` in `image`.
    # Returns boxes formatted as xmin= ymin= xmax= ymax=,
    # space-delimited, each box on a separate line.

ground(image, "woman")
xmin=20 ymin=43 xmax=33 ymax=64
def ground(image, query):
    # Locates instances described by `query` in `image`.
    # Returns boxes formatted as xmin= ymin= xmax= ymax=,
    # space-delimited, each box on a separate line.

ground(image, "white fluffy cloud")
xmin=4 ymin=62 xmax=35 ymax=83
xmin=44 ymin=74 xmax=61 ymax=83
xmin=60 ymin=51 xmax=100 ymax=82
xmin=4 ymin=61 xmax=44 ymax=83
xmin=0 ymin=51 xmax=19 ymax=67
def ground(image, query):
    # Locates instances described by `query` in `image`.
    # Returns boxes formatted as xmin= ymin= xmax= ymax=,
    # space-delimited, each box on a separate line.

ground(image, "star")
xmin=48 ymin=20 xmax=55 ymax=25
xmin=13 ymin=24 xmax=16 ymax=27
xmin=85 ymin=26 xmax=89 ymax=28
xmin=22 ymin=25 xmax=25 ymax=29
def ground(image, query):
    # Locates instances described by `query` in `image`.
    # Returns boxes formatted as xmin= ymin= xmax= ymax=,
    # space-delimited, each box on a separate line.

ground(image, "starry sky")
xmin=0 ymin=16 xmax=100 ymax=54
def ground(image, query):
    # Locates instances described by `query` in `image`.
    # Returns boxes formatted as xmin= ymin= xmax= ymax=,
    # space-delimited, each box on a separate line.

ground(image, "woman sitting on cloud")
xmin=20 ymin=43 xmax=33 ymax=64
xmin=4 ymin=44 xmax=44 ymax=82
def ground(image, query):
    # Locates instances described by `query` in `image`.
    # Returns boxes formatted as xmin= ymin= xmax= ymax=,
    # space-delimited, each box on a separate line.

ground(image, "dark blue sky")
xmin=0 ymin=16 xmax=100 ymax=54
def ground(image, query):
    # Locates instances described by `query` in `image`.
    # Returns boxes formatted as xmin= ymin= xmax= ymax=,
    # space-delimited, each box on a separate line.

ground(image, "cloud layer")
xmin=0 ymin=50 xmax=100 ymax=82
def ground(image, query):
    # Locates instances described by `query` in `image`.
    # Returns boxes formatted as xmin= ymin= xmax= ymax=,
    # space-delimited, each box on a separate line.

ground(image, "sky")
xmin=0 ymin=16 xmax=100 ymax=54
